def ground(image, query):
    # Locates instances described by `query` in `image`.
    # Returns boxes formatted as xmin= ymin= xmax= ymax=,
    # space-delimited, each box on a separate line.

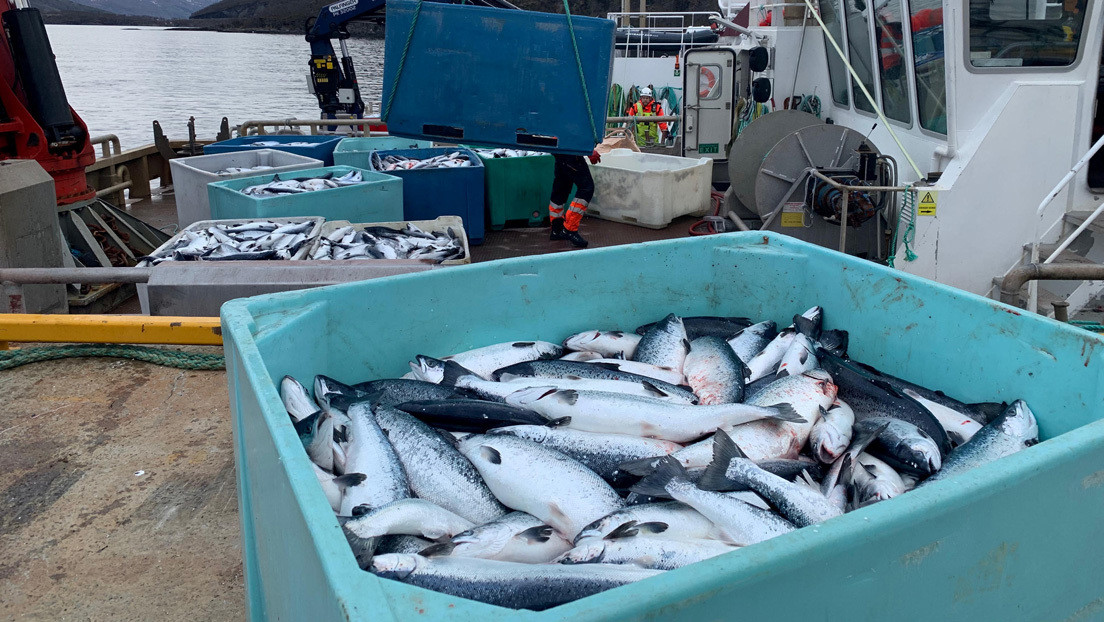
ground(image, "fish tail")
xmin=698 ymin=432 xmax=746 ymax=491
xmin=629 ymin=456 xmax=686 ymax=498
xmin=616 ymin=456 xmax=659 ymax=477
xmin=766 ymin=403 xmax=806 ymax=423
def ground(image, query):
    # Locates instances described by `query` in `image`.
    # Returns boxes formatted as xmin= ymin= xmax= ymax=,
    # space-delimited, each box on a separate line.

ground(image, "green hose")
xmin=0 ymin=344 xmax=225 ymax=371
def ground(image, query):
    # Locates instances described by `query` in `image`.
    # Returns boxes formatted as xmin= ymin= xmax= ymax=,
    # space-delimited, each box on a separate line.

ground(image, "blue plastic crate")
xmin=204 ymin=135 xmax=345 ymax=166
xmin=333 ymin=136 xmax=434 ymax=169
xmin=368 ymin=147 xmax=485 ymax=245
xmin=207 ymin=165 xmax=403 ymax=223
xmin=221 ymin=232 xmax=1104 ymax=621
xmin=382 ymin=0 xmax=614 ymax=155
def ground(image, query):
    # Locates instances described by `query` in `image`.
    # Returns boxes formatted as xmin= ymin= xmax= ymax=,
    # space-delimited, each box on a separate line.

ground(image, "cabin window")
xmin=875 ymin=0 xmax=912 ymax=123
xmin=845 ymin=0 xmax=878 ymax=112
xmin=821 ymin=0 xmax=851 ymax=106
xmin=698 ymin=65 xmax=724 ymax=100
xmin=909 ymin=0 xmax=947 ymax=133
xmin=969 ymin=0 xmax=1088 ymax=68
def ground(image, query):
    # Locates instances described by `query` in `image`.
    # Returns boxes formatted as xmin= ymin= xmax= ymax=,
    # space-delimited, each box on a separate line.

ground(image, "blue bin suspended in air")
xmin=382 ymin=0 xmax=614 ymax=155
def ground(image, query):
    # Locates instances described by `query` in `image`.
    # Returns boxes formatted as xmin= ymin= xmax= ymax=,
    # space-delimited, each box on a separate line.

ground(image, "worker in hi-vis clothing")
xmin=627 ymin=87 xmax=668 ymax=146
xmin=548 ymin=149 xmax=601 ymax=248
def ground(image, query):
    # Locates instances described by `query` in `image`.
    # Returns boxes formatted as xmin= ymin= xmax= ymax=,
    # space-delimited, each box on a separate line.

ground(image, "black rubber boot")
xmin=564 ymin=228 xmax=589 ymax=248
xmin=550 ymin=218 xmax=569 ymax=241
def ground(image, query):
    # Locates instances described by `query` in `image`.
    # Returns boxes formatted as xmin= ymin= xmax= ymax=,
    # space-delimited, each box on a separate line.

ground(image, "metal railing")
xmin=1026 ymin=132 xmax=1104 ymax=312
xmin=606 ymin=11 xmax=723 ymax=57
xmin=806 ymin=169 xmax=912 ymax=253
xmin=90 ymin=134 xmax=122 ymax=159
xmin=237 ymin=118 xmax=387 ymax=137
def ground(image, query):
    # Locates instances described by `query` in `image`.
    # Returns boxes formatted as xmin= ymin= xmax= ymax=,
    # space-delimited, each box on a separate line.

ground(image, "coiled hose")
xmin=0 ymin=344 xmax=225 ymax=371
xmin=689 ymin=191 xmax=729 ymax=235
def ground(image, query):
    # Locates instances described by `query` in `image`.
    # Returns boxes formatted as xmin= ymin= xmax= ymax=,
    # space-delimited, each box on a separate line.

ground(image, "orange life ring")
xmin=699 ymin=66 xmax=717 ymax=98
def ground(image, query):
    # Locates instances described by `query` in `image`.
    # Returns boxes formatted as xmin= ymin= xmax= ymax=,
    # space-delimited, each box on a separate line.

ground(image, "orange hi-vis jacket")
xmin=627 ymin=100 xmax=668 ymax=131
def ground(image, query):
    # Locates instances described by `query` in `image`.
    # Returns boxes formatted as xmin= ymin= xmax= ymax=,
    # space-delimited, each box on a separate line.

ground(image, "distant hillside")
xmin=72 ymin=0 xmax=209 ymax=18
xmin=32 ymin=0 xmax=110 ymax=16
xmin=190 ymin=0 xmax=719 ymax=32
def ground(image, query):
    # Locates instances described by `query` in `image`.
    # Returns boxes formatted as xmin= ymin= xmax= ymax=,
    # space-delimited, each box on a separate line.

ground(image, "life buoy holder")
xmin=699 ymin=66 xmax=718 ymax=98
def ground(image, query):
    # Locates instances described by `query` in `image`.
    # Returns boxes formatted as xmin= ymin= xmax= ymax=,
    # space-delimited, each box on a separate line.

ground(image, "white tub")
xmin=169 ymin=149 xmax=323 ymax=227
xmin=587 ymin=149 xmax=713 ymax=229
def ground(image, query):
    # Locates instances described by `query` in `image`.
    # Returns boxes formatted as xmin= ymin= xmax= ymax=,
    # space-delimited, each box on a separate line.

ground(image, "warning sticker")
xmin=781 ymin=202 xmax=804 ymax=228
xmin=917 ymin=191 xmax=938 ymax=216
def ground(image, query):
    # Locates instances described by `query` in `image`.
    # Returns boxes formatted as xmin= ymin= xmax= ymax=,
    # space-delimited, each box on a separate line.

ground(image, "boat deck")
xmin=2 ymin=183 xmax=704 ymax=620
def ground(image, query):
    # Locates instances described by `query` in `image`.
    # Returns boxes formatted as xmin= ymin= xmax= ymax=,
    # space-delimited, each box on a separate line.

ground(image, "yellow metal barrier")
xmin=0 ymin=315 xmax=223 ymax=347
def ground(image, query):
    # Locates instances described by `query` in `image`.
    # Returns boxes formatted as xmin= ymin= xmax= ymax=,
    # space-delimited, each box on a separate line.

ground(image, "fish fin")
xmin=547 ymin=416 xmax=572 ymax=428
xmin=817 ymin=329 xmax=849 ymax=357
xmin=293 ymin=411 xmax=320 ymax=437
xmin=333 ymin=425 xmax=348 ymax=444
xmin=512 ymin=341 xmax=536 ymax=348
xmin=610 ymin=331 xmax=624 ymax=337
xmin=440 ymin=360 xmax=474 ymax=386
xmin=332 ymin=473 xmax=366 ymax=489
xmin=271 ymin=173 xmax=281 ymax=181
xmin=817 ymin=405 xmax=830 ymax=422
xmin=556 ymin=390 xmax=579 ymax=406
xmin=698 ymin=432 xmax=741 ymax=491
xmin=565 ymin=375 xmax=584 ymax=381
xmin=641 ymin=381 xmax=669 ymax=398
xmin=682 ymin=338 xmax=692 ymax=353
xmin=419 ymin=541 xmax=457 ymax=557
xmin=792 ymin=313 xmax=821 ymax=340
xmin=870 ymin=378 xmax=906 ymax=399
xmin=835 ymin=454 xmax=854 ymax=490
xmin=847 ymin=422 xmax=890 ymax=456
xmin=633 ymin=521 xmax=669 ymax=535
xmin=630 ymin=456 xmax=686 ymax=498
xmin=351 ymin=504 xmax=371 ymax=517
xmin=479 ymin=445 xmax=502 ymax=465
xmin=593 ymin=362 xmax=624 ymax=372
xmin=767 ymin=403 xmax=806 ymax=423
xmin=604 ymin=521 xmax=639 ymax=540
xmin=862 ymin=463 xmax=880 ymax=476
xmin=617 ymin=457 xmax=658 ymax=477
xmin=517 ymin=525 xmax=553 ymax=543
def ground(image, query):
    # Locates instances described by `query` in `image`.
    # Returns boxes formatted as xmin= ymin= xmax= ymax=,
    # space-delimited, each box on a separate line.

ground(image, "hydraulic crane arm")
xmin=305 ymin=0 xmax=519 ymax=119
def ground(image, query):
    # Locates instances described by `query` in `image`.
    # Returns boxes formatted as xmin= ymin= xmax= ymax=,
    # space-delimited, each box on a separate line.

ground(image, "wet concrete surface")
xmin=0 ymin=350 xmax=242 ymax=621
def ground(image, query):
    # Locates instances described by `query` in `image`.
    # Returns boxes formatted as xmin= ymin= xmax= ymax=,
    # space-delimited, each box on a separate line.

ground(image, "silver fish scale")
xmin=721 ymin=458 xmax=842 ymax=528
xmin=489 ymin=426 xmax=680 ymax=482
xmin=923 ymin=401 xmax=1037 ymax=484
xmin=560 ymin=536 xmax=736 ymax=570
xmin=459 ymin=434 xmax=625 ymax=539
xmin=684 ymin=336 xmax=745 ymax=405
xmin=664 ymin=477 xmax=795 ymax=546
xmin=339 ymin=403 xmax=410 ymax=515
xmin=370 ymin=554 xmax=661 ymax=611
xmin=632 ymin=314 xmax=690 ymax=372
xmin=574 ymin=501 xmax=716 ymax=543
xmin=374 ymin=407 xmax=508 ymax=524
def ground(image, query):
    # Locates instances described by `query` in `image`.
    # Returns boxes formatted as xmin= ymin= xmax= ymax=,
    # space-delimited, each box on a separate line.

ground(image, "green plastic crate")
xmin=473 ymin=150 xmax=556 ymax=229
xmin=221 ymin=232 xmax=1104 ymax=621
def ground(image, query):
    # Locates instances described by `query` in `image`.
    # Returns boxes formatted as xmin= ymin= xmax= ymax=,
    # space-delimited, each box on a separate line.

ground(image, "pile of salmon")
xmin=279 ymin=307 xmax=1039 ymax=610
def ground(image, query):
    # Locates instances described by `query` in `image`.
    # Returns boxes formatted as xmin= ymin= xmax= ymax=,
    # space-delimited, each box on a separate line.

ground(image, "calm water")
xmin=48 ymin=25 xmax=385 ymax=149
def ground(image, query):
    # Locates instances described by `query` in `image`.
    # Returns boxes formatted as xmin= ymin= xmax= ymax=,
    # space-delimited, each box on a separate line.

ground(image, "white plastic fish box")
xmin=207 ymin=166 xmax=404 ymax=224
xmin=314 ymin=216 xmax=471 ymax=266
xmin=168 ymin=149 xmax=324 ymax=228
xmin=136 ymin=216 xmax=324 ymax=315
xmin=220 ymin=232 xmax=1104 ymax=620
xmin=587 ymin=149 xmax=713 ymax=229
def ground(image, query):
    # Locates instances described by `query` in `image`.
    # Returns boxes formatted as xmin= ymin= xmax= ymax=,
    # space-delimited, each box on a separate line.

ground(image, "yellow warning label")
xmin=917 ymin=191 xmax=938 ymax=216
xmin=781 ymin=202 xmax=804 ymax=227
